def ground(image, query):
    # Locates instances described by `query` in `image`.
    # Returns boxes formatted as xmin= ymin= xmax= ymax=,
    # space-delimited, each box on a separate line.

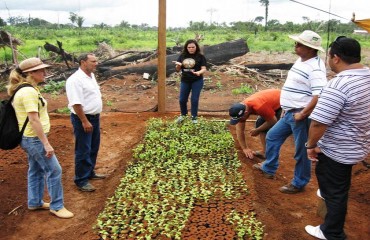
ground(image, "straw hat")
xmin=19 ymin=57 xmax=50 ymax=73
xmin=289 ymin=30 xmax=324 ymax=52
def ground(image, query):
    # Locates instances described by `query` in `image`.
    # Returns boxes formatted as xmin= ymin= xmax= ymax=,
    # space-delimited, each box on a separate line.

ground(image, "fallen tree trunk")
xmin=44 ymin=41 xmax=77 ymax=64
xmin=245 ymin=63 xmax=293 ymax=71
xmin=98 ymin=39 xmax=249 ymax=79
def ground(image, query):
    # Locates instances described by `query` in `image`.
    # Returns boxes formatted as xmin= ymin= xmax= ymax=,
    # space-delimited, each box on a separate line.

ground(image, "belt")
xmin=85 ymin=113 xmax=100 ymax=118
xmin=286 ymin=108 xmax=303 ymax=113
xmin=72 ymin=113 xmax=100 ymax=118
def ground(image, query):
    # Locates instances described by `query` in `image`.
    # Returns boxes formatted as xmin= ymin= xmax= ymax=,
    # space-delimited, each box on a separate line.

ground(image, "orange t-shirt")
xmin=242 ymin=89 xmax=281 ymax=121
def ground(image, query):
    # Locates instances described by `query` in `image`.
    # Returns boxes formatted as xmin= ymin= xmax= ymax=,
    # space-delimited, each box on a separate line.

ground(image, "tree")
xmin=69 ymin=12 xmax=84 ymax=28
xmin=69 ymin=12 xmax=77 ymax=25
xmin=188 ymin=21 xmax=209 ymax=31
xmin=76 ymin=16 xmax=85 ymax=28
xmin=259 ymin=0 xmax=269 ymax=30
xmin=0 ymin=17 xmax=7 ymax=26
xmin=7 ymin=16 xmax=27 ymax=25
xmin=254 ymin=16 xmax=264 ymax=23
xmin=118 ymin=20 xmax=131 ymax=28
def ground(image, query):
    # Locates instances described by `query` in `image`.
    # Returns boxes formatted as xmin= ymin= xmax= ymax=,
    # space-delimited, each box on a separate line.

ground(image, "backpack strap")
xmin=11 ymin=83 xmax=34 ymax=133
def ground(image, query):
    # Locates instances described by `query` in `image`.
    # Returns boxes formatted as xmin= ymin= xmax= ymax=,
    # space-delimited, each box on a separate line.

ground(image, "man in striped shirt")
xmin=253 ymin=30 xmax=327 ymax=194
xmin=305 ymin=38 xmax=370 ymax=239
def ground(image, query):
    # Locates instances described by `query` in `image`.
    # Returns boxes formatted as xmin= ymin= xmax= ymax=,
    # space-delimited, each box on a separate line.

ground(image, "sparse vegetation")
xmin=40 ymin=80 xmax=65 ymax=94
xmin=232 ymin=83 xmax=254 ymax=95
xmin=55 ymin=107 xmax=70 ymax=114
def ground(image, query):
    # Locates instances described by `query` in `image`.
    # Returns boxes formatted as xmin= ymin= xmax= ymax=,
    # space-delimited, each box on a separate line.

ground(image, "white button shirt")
xmin=66 ymin=68 xmax=102 ymax=115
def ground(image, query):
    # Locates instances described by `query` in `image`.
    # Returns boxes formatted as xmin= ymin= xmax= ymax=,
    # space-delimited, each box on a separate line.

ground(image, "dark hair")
xmin=329 ymin=37 xmax=361 ymax=64
xmin=78 ymin=53 xmax=94 ymax=65
xmin=182 ymin=39 xmax=201 ymax=56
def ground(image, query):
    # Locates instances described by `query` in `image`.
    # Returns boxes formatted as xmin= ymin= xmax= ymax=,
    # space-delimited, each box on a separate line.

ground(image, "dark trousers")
xmin=71 ymin=113 xmax=101 ymax=187
xmin=316 ymin=153 xmax=353 ymax=240
xmin=179 ymin=79 xmax=204 ymax=118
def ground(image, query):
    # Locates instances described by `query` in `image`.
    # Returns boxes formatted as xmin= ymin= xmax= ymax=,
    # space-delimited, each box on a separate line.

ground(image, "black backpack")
xmin=0 ymin=84 xmax=33 ymax=150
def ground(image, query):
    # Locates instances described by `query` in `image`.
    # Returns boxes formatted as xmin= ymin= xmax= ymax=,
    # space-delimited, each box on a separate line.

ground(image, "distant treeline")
xmin=0 ymin=15 xmax=360 ymax=33
xmin=0 ymin=17 xmax=368 ymax=62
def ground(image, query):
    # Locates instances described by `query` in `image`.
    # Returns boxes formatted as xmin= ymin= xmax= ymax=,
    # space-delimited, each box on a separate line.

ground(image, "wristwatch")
xmin=305 ymin=142 xmax=317 ymax=149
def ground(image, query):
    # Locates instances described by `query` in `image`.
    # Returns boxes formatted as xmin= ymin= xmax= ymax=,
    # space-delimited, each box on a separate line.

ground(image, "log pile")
xmin=97 ymin=39 xmax=250 ymax=79
xmin=1 ymin=38 xmax=294 ymax=85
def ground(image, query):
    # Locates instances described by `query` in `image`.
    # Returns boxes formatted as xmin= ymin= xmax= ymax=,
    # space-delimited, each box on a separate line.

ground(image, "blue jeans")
xmin=21 ymin=136 xmax=64 ymax=211
xmin=262 ymin=110 xmax=311 ymax=188
xmin=316 ymin=153 xmax=352 ymax=240
xmin=71 ymin=114 xmax=101 ymax=187
xmin=179 ymin=79 xmax=204 ymax=118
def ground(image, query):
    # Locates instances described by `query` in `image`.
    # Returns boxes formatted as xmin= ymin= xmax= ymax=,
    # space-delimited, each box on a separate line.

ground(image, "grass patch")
xmin=232 ymin=83 xmax=254 ymax=95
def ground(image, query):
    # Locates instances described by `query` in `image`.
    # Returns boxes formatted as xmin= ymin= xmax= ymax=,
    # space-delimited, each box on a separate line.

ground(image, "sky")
xmin=1 ymin=0 xmax=369 ymax=28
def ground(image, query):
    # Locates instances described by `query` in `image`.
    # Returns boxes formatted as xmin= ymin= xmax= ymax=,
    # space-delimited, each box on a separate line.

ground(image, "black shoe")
xmin=90 ymin=173 xmax=106 ymax=180
xmin=279 ymin=183 xmax=303 ymax=194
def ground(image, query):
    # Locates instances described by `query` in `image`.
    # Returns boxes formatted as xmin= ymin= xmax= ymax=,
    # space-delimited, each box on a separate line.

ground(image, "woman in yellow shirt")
xmin=7 ymin=58 xmax=73 ymax=219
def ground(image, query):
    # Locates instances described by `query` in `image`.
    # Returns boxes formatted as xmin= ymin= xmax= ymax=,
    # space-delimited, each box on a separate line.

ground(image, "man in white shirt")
xmin=253 ymin=30 xmax=327 ymax=194
xmin=66 ymin=53 xmax=105 ymax=192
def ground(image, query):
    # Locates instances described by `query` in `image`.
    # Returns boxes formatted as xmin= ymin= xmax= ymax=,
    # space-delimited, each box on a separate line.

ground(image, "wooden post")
xmin=157 ymin=0 xmax=166 ymax=113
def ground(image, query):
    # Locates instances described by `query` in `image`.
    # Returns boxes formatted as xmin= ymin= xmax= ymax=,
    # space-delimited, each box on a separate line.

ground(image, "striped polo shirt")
xmin=310 ymin=68 xmax=370 ymax=164
xmin=280 ymin=56 xmax=327 ymax=110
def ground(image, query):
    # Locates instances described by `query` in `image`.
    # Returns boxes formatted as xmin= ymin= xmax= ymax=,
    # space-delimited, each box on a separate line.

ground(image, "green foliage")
xmin=55 ymin=107 xmax=70 ymax=114
xmin=0 ymin=17 xmax=7 ymax=26
xmin=106 ymin=100 xmax=113 ymax=107
xmin=228 ymin=210 xmax=264 ymax=240
xmin=94 ymin=118 xmax=259 ymax=239
xmin=232 ymin=83 xmax=254 ymax=95
xmin=1 ymin=21 xmax=369 ymax=59
xmin=40 ymin=80 xmax=66 ymax=94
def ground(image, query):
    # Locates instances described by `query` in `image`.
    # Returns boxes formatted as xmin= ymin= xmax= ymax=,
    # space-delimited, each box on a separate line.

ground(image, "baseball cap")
xmin=229 ymin=103 xmax=246 ymax=125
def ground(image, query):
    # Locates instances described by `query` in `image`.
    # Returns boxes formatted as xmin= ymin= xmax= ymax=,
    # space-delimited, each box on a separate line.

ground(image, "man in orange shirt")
xmin=229 ymin=89 xmax=281 ymax=159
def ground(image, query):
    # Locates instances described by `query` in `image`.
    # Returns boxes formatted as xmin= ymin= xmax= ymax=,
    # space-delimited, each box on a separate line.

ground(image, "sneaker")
xmin=305 ymin=225 xmax=327 ymax=239
xmin=28 ymin=202 xmax=50 ymax=210
xmin=78 ymin=182 xmax=96 ymax=192
xmin=50 ymin=207 xmax=74 ymax=219
xmin=192 ymin=119 xmax=198 ymax=124
xmin=252 ymin=163 xmax=274 ymax=179
xmin=176 ymin=115 xmax=186 ymax=124
xmin=279 ymin=183 xmax=303 ymax=194
xmin=90 ymin=173 xmax=106 ymax=180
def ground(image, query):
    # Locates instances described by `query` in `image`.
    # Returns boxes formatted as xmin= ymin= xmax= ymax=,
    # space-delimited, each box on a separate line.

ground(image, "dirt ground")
xmin=0 ymin=52 xmax=369 ymax=240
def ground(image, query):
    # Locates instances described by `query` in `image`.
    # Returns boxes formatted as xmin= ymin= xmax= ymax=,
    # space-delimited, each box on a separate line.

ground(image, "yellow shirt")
xmin=13 ymin=86 xmax=50 ymax=137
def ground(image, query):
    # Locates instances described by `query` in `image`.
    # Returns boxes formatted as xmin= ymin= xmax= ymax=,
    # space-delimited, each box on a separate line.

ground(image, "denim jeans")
xmin=262 ymin=110 xmax=311 ymax=188
xmin=179 ymin=79 xmax=204 ymax=118
xmin=71 ymin=114 xmax=100 ymax=187
xmin=316 ymin=153 xmax=352 ymax=240
xmin=20 ymin=136 xmax=64 ymax=211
